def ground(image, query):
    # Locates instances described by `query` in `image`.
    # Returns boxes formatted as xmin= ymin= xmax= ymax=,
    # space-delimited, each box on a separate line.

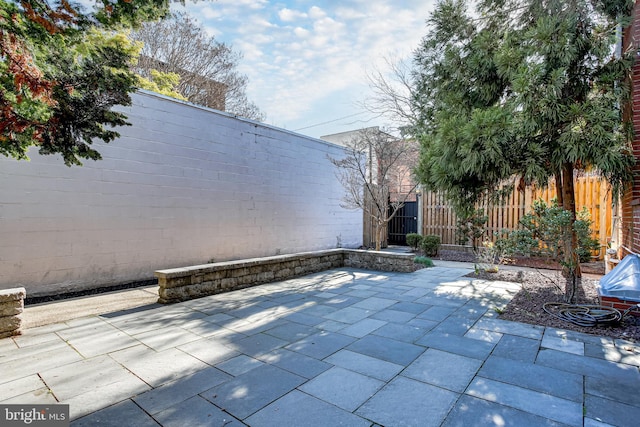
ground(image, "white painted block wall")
xmin=0 ymin=91 xmax=362 ymax=296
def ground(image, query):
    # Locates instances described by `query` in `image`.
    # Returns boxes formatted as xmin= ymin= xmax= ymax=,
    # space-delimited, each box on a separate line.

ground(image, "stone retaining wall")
xmin=343 ymin=250 xmax=418 ymax=273
xmin=0 ymin=287 xmax=25 ymax=338
xmin=156 ymin=249 xmax=418 ymax=303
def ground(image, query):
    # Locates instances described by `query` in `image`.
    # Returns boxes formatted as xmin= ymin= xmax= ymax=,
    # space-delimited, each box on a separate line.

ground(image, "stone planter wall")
xmin=0 ymin=287 xmax=25 ymax=338
xmin=155 ymin=249 xmax=418 ymax=303
xmin=343 ymin=250 xmax=418 ymax=273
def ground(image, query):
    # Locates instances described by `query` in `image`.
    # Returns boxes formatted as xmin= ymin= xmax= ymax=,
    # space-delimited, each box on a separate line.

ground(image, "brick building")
xmin=620 ymin=1 xmax=640 ymax=256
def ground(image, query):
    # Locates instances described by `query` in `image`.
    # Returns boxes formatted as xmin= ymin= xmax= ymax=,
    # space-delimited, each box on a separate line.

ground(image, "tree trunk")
xmin=560 ymin=163 xmax=581 ymax=303
xmin=374 ymin=221 xmax=383 ymax=251
xmin=554 ymin=168 xmax=564 ymax=207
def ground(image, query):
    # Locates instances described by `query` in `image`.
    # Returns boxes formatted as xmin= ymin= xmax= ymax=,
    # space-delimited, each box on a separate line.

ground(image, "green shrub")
xmin=406 ymin=233 xmax=423 ymax=251
xmin=421 ymin=235 xmax=441 ymax=257
xmin=455 ymin=208 xmax=488 ymax=249
xmin=494 ymin=199 xmax=600 ymax=263
xmin=414 ymin=256 xmax=434 ymax=267
xmin=574 ymin=208 xmax=600 ymax=262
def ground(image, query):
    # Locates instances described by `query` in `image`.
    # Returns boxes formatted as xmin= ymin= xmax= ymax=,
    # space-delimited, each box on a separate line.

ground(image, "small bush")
xmin=421 ymin=235 xmax=441 ymax=257
xmin=575 ymin=208 xmax=600 ymax=262
xmin=494 ymin=199 xmax=599 ymax=263
xmin=414 ymin=256 xmax=434 ymax=267
xmin=455 ymin=208 xmax=488 ymax=249
xmin=406 ymin=233 xmax=423 ymax=251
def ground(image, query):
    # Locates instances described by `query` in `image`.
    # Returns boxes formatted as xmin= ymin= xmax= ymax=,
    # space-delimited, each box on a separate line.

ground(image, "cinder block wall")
xmin=0 ymin=91 xmax=362 ymax=297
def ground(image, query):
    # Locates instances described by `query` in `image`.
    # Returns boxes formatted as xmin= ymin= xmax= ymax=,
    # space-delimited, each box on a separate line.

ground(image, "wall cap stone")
xmin=0 ymin=287 xmax=26 ymax=303
xmin=155 ymin=249 xmax=347 ymax=279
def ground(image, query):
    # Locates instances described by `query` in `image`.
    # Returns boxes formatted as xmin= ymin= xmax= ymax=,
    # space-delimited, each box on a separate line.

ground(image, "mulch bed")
xmin=434 ymin=249 xmax=640 ymax=342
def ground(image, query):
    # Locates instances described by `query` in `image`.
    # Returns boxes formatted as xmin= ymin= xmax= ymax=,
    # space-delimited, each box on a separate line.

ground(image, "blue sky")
xmin=171 ymin=1 xmax=438 ymax=138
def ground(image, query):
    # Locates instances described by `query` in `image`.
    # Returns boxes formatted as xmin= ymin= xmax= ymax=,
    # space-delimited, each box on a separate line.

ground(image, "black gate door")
xmin=388 ymin=201 xmax=418 ymax=245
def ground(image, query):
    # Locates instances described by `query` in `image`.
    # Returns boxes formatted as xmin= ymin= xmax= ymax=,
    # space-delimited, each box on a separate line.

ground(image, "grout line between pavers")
xmin=36 ymin=372 xmax=60 ymax=404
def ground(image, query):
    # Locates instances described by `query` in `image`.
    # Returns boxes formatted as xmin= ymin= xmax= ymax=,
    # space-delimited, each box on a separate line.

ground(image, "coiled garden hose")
xmin=542 ymin=302 xmax=640 ymax=327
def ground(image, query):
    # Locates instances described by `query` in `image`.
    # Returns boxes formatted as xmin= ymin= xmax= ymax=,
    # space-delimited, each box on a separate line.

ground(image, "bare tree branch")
xmin=329 ymin=127 xmax=419 ymax=250
xmin=361 ymin=56 xmax=418 ymax=131
xmin=130 ymin=12 xmax=265 ymax=121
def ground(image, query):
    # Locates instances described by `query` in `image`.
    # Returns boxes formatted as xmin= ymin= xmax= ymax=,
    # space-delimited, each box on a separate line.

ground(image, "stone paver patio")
xmin=2 ymin=263 xmax=639 ymax=426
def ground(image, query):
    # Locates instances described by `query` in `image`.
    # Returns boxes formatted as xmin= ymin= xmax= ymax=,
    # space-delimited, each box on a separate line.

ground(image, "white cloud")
xmin=213 ymin=0 xmax=268 ymax=9
xmin=236 ymin=40 xmax=264 ymax=62
xmin=312 ymin=15 xmax=345 ymax=37
xmin=182 ymin=0 xmax=438 ymax=136
xmin=236 ymin=16 xmax=277 ymax=35
xmin=279 ymin=8 xmax=307 ymax=22
xmin=197 ymin=6 xmax=223 ymax=20
xmin=308 ymin=6 xmax=326 ymax=19
xmin=293 ymin=27 xmax=310 ymax=39
xmin=334 ymin=7 xmax=366 ymax=20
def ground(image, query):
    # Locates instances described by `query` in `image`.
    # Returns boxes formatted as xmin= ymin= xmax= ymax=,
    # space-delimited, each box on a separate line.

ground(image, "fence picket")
xmin=419 ymin=176 xmax=611 ymax=259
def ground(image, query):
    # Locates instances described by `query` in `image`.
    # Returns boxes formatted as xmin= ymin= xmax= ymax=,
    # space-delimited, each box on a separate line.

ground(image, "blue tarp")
xmin=598 ymin=254 xmax=640 ymax=302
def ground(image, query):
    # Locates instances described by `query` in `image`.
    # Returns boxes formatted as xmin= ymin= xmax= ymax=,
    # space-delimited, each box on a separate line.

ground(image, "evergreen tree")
xmin=413 ymin=0 xmax=635 ymax=301
xmin=0 ymin=0 xmax=172 ymax=166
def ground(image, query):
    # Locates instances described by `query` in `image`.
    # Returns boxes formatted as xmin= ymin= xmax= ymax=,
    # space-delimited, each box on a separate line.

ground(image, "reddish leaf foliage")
xmin=0 ymin=29 xmax=56 ymax=102
xmin=0 ymin=1 xmax=72 ymax=144
xmin=21 ymin=0 xmax=78 ymax=34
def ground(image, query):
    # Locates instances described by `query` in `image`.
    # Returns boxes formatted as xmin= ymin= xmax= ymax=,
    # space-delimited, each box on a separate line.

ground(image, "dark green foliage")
xmin=0 ymin=0 xmax=172 ymax=166
xmin=574 ymin=210 xmax=601 ymax=262
xmin=411 ymin=0 xmax=634 ymax=300
xmin=495 ymin=200 xmax=600 ymax=263
xmin=421 ymin=235 xmax=441 ymax=257
xmin=413 ymin=256 xmax=434 ymax=267
xmin=413 ymin=0 xmax=634 ymax=210
xmin=92 ymin=0 xmax=172 ymax=28
xmin=406 ymin=233 xmax=423 ymax=251
xmin=40 ymin=32 xmax=140 ymax=165
xmin=455 ymin=208 xmax=488 ymax=249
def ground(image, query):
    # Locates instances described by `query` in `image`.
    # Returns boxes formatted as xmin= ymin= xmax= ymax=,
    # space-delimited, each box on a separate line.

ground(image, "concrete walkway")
xmin=2 ymin=264 xmax=639 ymax=426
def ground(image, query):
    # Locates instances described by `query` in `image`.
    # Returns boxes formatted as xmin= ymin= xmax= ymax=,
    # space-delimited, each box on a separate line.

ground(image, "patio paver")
xmin=0 ymin=263 xmax=636 ymax=427
xmin=584 ymin=394 xmax=640 ymax=427
xmin=416 ymin=331 xmax=496 ymax=359
xmin=478 ymin=356 xmax=584 ymax=402
xmin=402 ymin=348 xmax=482 ymax=392
xmin=71 ymin=399 xmax=160 ymax=427
xmin=356 ymin=376 xmax=458 ymax=427
xmin=245 ymin=390 xmax=371 ymax=427
xmin=154 ymin=395 xmax=245 ymax=427
xmin=466 ymin=377 xmax=583 ymax=426
xmin=133 ymin=367 xmax=231 ymax=415
xmin=491 ymin=334 xmax=541 ymax=362
xmin=345 ymin=334 xmax=425 ymax=365
xmin=299 ymin=366 xmax=384 ymax=411
xmin=201 ymin=363 xmax=305 ymax=420
xmin=443 ymin=395 xmax=568 ymax=427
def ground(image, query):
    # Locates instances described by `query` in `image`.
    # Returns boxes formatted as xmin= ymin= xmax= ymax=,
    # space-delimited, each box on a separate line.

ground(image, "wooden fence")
xmin=421 ymin=175 xmax=612 ymax=259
